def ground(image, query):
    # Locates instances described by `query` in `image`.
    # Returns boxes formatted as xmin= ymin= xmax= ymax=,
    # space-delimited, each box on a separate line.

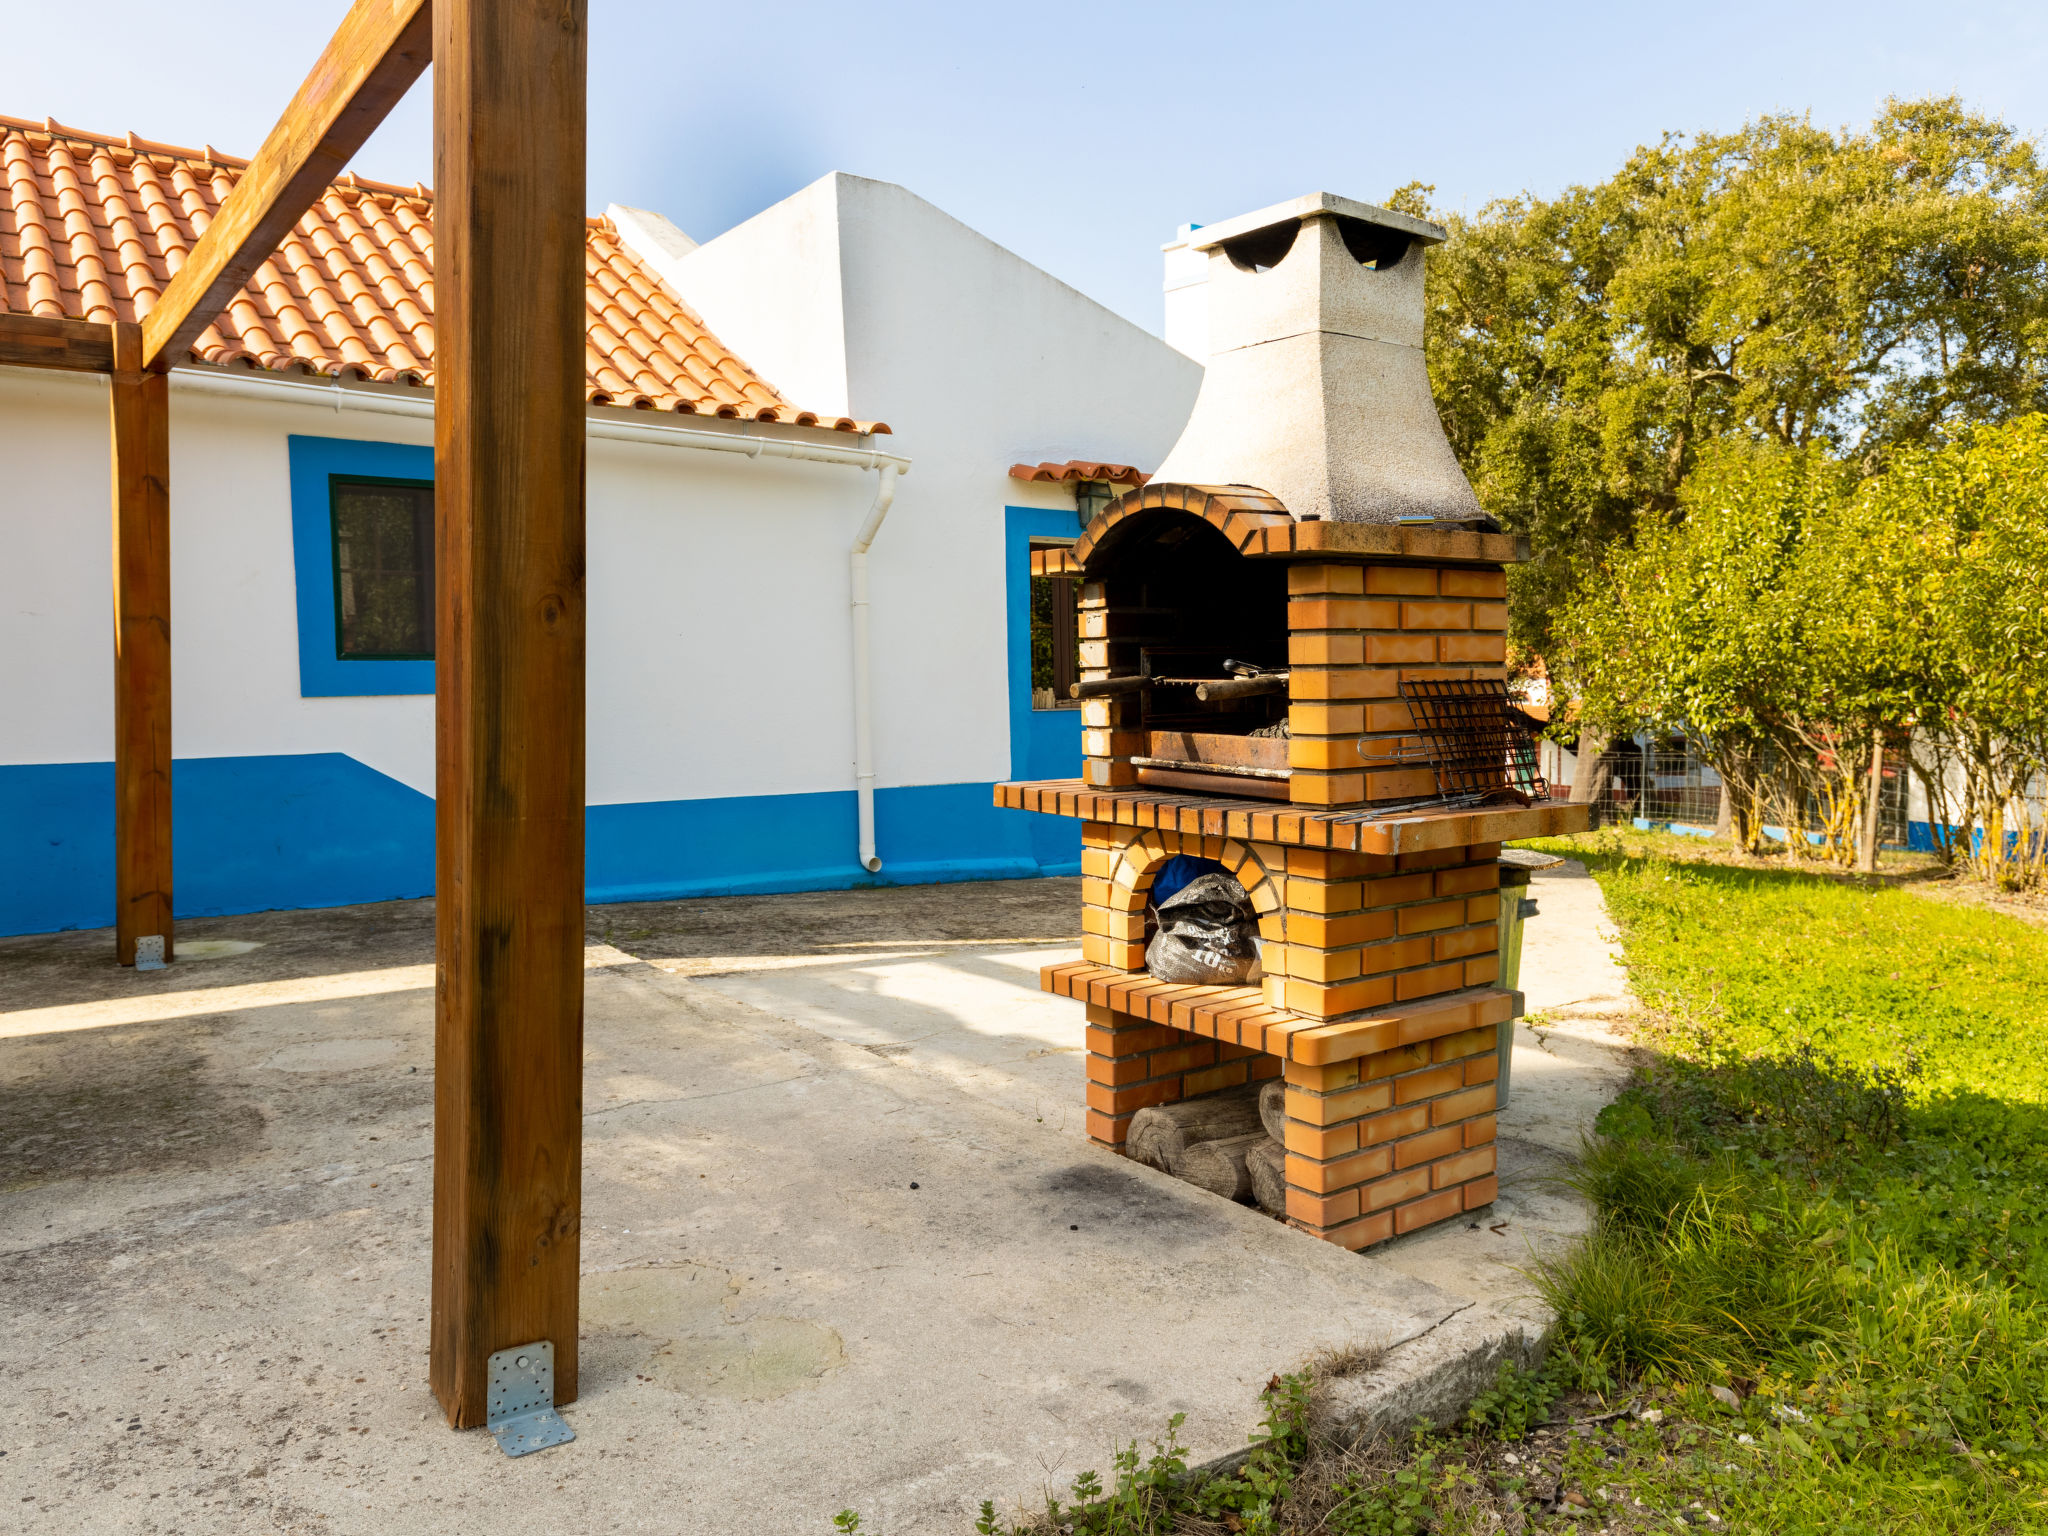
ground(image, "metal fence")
xmin=1584 ymin=742 xmax=1909 ymax=846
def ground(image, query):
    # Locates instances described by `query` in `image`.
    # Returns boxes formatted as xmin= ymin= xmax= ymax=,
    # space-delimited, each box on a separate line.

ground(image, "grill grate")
xmin=1397 ymin=678 xmax=1547 ymax=805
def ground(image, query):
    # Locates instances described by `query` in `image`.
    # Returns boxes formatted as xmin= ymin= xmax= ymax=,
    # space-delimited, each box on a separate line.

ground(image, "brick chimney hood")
xmin=1151 ymin=192 xmax=1483 ymax=526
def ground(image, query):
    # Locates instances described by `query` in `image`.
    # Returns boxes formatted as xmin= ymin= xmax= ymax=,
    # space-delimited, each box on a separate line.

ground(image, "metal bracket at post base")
xmin=486 ymin=1341 xmax=575 ymax=1457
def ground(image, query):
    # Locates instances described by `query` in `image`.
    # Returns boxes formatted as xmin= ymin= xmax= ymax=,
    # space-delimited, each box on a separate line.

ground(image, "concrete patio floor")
xmin=0 ymin=864 xmax=1628 ymax=1534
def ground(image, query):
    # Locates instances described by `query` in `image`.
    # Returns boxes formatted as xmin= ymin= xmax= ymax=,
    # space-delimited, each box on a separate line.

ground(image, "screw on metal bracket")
xmin=485 ymin=1341 xmax=575 ymax=1457
xmin=134 ymin=935 xmax=167 ymax=972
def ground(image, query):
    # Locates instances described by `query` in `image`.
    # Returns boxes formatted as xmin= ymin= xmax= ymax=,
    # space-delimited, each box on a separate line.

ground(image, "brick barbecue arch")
xmin=1106 ymin=830 xmax=1282 ymax=922
xmin=1072 ymin=482 xmax=1295 ymax=573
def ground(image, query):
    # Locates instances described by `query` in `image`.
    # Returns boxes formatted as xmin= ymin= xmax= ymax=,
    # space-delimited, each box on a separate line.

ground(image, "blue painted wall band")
xmin=3 ymin=757 xmax=1064 ymax=935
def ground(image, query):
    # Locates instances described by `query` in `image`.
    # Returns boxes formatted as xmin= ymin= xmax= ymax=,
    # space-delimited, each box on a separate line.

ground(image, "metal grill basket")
xmin=1397 ymin=678 xmax=1547 ymax=805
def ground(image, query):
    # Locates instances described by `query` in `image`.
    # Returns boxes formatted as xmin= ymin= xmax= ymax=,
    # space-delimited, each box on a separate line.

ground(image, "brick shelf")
xmin=995 ymin=779 xmax=1586 ymax=855
xmin=1042 ymin=961 xmax=1518 ymax=1067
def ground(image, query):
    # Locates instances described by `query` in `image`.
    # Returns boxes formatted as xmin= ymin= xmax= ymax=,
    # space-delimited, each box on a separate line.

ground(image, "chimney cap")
xmin=1186 ymin=192 xmax=1445 ymax=254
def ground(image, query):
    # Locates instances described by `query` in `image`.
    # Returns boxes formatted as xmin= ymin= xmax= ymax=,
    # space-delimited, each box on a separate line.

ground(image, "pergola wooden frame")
xmin=4 ymin=0 xmax=588 ymax=1428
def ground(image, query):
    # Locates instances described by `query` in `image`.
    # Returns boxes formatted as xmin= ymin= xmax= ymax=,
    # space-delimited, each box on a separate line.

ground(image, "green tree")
xmin=1406 ymin=96 xmax=2048 ymax=662
xmin=1556 ymin=443 xmax=1855 ymax=852
xmin=1561 ymin=420 xmax=2048 ymax=881
xmin=1850 ymin=417 xmax=2048 ymax=884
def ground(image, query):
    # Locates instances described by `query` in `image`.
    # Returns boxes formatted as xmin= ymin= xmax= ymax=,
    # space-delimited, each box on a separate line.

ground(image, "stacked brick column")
xmin=1079 ymin=819 xmax=1148 ymax=969
xmin=1034 ymin=550 xmax=1545 ymax=1250
xmin=1286 ymin=563 xmax=1509 ymax=808
xmin=1077 ymin=577 xmax=1144 ymax=789
xmin=1280 ymin=1024 xmax=1501 ymax=1249
xmin=1065 ymin=815 xmax=1514 ymax=1237
xmin=1084 ymin=1002 xmax=1281 ymax=1148
xmin=1259 ymin=842 xmax=1500 ymax=1019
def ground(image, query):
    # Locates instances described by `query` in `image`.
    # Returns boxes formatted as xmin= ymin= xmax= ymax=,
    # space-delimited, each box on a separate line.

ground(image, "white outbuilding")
xmin=0 ymin=116 xmax=1198 ymax=936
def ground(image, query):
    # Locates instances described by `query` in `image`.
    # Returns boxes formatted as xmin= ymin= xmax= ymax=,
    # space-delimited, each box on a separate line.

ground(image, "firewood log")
xmin=1247 ymin=1137 xmax=1288 ymax=1216
xmin=1070 ymin=675 xmax=1149 ymax=699
xmin=1259 ymin=1078 xmax=1286 ymax=1143
xmin=1124 ymin=1082 xmax=1265 ymax=1173
xmin=1194 ymin=672 xmax=1287 ymax=702
xmin=1176 ymin=1132 xmax=1265 ymax=1201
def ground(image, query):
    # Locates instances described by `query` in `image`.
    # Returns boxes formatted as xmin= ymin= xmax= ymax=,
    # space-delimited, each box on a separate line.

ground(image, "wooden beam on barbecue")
xmin=138 ymin=0 xmax=432 ymax=372
xmin=0 ymin=313 xmax=115 ymax=373
xmin=429 ymin=0 xmax=589 ymax=1429
xmin=108 ymin=323 xmax=173 ymax=965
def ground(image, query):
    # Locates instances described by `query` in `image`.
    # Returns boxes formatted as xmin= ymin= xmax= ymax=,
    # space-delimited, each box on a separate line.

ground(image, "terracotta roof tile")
xmin=0 ymin=112 xmax=884 ymax=434
xmin=1008 ymin=459 xmax=1150 ymax=486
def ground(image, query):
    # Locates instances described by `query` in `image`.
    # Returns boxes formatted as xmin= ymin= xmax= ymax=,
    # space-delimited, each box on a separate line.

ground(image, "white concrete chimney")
xmin=1150 ymin=192 xmax=1482 ymax=525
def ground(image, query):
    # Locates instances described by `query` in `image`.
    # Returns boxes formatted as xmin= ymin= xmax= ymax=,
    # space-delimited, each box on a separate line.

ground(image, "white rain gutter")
xmin=168 ymin=366 xmax=910 ymax=472
xmin=169 ymin=366 xmax=910 ymax=875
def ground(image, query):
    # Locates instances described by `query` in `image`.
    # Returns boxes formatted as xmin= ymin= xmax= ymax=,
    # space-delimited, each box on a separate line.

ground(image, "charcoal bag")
xmin=1145 ymin=871 xmax=1260 ymax=984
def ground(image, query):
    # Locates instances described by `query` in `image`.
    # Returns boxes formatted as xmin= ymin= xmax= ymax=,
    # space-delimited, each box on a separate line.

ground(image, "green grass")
xmin=1519 ymin=829 xmax=2048 ymax=1530
xmin=857 ymin=831 xmax=2048 ymax=1533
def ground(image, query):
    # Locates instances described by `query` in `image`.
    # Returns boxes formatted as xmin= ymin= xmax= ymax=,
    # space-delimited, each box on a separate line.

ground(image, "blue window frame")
xmin=287 ymin=434 xmax=435 ymax=696
xmin=1005 ymin=505 xmax=1083 ymax=871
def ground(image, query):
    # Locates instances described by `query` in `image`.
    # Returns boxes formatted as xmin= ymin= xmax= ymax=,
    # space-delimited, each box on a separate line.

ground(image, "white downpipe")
xmin=849 ymin=463 xmax=899 ymax=874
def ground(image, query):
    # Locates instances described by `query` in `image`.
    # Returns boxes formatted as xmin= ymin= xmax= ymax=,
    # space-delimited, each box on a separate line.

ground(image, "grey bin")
xmin=1492 ymin=857 xmax=1546 ymax=1110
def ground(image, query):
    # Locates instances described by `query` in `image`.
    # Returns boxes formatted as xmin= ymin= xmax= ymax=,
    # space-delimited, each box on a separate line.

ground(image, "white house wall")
xmin=583 ymin=437 xmax=863 ymax=805
xmin=166 ymin=385 xmax=439 ymax=792
xmin=1 ymin=369 xmax=912 ymax=932
xmin=658 ymin=183 xmax=852 ymax=420
xmin=2 ymin=369 xmax=115 ymax=766
xmin=838 ymin=175 xmax=1203 ymax=790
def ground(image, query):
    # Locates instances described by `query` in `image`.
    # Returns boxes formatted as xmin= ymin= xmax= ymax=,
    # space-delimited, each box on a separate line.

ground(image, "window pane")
xmin=1029 ymin=570 xmax=1079 ymax=710
xmin=1030 ymin=576 xmax=1058 ymax=694
xmin=332 ymin=479 xmax=434 ymax=659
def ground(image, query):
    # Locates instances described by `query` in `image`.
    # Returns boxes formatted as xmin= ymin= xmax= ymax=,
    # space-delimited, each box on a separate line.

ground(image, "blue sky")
xmin=6 ymin=1 xmax=2045 ymax=332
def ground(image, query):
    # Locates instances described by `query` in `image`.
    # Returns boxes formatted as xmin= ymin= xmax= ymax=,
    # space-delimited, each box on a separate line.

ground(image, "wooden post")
xmin=428 ymin=0 xmax=589 ymax=1427
xmin=109 ymin=322 xmax=173 ymax=965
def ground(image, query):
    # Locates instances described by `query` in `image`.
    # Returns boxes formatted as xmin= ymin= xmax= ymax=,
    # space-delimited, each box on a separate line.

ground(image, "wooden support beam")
xmin=429 ymin=0 xmax=589 ymax=1429
xmin=139 ymin=0 xmax=431 ymax=372
xmin=108 ymin=323 xmax=174 ymax=965
xmin=0 ymin=313 xmax=116 ymax=373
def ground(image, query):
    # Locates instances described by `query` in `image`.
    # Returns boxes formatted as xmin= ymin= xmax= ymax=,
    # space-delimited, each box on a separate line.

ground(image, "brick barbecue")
xmin=998 ymin=193 xmax=1589 ymax=1251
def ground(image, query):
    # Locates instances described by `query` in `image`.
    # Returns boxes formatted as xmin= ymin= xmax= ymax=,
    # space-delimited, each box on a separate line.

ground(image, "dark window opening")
xmin=331 ymin=476 xmax=434 ymax=660
xmin=1030 ymin=546 xmax=1080 ymax=710
xmin=1088 ymin=511 xmax=1290 ymax=737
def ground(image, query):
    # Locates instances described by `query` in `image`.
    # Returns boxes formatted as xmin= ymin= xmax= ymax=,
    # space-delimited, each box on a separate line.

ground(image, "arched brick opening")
xmin=1108 ymin=831 xmax=1280 ymax=916
xmin=1072 ymin=482 xmax=1294 ymax=571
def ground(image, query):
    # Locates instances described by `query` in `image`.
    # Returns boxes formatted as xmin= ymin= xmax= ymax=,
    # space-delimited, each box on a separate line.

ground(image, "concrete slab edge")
xmin=1315 ymin=1299 xmax=1555 ymax=1443
xmin=1188 ymin=1299 xmax=1556 ymax=1481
